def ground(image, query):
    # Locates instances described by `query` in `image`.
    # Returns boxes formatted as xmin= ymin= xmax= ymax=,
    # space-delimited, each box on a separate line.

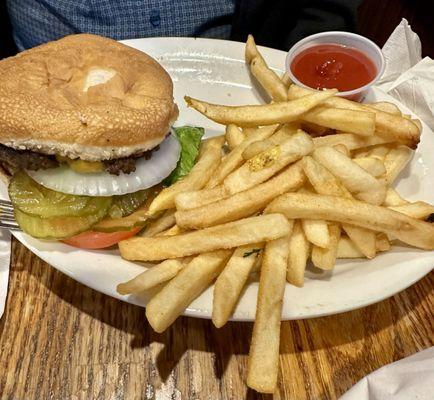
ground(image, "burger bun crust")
xmin=0 ymin=34 xmax=178 ymax=161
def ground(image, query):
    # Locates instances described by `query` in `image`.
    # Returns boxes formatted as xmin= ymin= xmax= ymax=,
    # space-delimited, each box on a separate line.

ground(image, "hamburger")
xmin=0 ymin=34 xmax=203 ymax=248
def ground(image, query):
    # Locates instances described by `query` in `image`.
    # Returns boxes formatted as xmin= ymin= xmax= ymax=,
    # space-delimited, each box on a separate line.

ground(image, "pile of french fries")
xmin=116 ymin=35 xmax=434 ymax=393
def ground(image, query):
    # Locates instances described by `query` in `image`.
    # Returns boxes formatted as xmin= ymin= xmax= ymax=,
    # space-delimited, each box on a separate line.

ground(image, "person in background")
xmin=7 ymin=0 xmax=361 ymax=52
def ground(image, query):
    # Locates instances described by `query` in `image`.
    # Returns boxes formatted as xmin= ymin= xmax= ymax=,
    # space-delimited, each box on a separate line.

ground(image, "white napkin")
xmin=376 ymin=19 xmax=434 ymax=130
xmin=376 ymin=18 xmax=421 ymax=91
xmin=0 ymin=229 xmax=11 ymax=319
xmin=340 ymin=347 xmax=434 ymax=400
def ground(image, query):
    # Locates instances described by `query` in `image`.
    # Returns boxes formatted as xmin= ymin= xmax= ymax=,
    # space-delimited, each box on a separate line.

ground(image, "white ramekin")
xmin=285 ymin=31 xmax=385 ymax=101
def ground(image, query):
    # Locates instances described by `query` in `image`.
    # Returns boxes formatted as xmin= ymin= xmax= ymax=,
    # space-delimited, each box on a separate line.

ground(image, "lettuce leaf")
xmin=164 ymin=126 xmax=205 ymax=186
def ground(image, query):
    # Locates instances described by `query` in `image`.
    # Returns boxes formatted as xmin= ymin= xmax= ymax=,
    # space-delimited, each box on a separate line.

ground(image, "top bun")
xmin=0 ymin=34 xmax=178 ymax=161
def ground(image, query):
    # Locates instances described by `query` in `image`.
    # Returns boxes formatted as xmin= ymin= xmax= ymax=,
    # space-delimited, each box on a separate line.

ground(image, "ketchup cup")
xmin=286 ymin=31 xmax=385 ymax=101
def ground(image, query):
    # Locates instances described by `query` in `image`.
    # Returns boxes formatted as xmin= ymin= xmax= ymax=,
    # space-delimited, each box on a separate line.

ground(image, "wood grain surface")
xmin=0 ymin=237 xmax=432 ymax=399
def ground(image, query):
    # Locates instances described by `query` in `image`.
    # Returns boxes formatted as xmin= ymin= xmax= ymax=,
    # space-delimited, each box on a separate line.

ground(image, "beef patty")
xmin=0 ymin=144 xmax=158 ymax=176
xmin=0 ymin=145 xmax=58 ymax=175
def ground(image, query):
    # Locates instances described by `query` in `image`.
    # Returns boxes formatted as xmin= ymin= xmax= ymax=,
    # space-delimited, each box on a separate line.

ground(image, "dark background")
xmin=358 ymin=0 xmax=433 ymax=57
xmin=1 ymin=0 xmax=432 ymax=58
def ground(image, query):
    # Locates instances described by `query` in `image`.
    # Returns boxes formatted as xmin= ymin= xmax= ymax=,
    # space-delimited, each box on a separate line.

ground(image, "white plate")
xmin=1 ymin=38 xmax=433 ymax=321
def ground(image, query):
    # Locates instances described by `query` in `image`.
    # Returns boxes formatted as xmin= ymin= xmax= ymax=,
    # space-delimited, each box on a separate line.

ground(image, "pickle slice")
xmin=15 ymin=206 xmax=109 ymax=239
xmin=93 ymin=207 xmax=151 ymax=232
xmin=9 ymin=171 xmax=112 ymax=218
xmin=95 ymin=186 xmax=163 ymax=232
xmin=108 ymin=189 xmax=149 ymax=218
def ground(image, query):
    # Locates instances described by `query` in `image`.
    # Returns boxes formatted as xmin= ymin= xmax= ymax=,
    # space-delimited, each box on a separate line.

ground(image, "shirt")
xmin=7 ymin=0 xmax=236 ymax=51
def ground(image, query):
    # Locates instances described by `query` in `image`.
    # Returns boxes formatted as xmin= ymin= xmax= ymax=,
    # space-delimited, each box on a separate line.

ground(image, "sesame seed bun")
xmin=0 ymin=34 xmax=178 ymax=161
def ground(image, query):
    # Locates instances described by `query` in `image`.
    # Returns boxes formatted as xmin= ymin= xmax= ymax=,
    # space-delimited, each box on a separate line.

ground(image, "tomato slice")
xmin=62 ymin=227 xmax=140 ymax=249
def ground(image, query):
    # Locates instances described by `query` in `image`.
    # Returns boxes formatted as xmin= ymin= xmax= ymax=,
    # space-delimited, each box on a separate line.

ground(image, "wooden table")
xmin=1 ymin=0 xmax=433 ymax=397
xmin=0 ymin=238 xmax=432 ymax=399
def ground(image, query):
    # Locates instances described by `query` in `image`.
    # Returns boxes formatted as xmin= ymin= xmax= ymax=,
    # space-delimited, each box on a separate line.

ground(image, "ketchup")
xmin=290 ymin=43 xmax=377 ymax=92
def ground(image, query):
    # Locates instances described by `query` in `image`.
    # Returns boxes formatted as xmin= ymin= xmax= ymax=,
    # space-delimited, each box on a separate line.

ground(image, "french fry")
xmin=251 ymin=251 xmax=263 ymax=274
xmin=242 ymin=127 xmax=260 ymax=135
xmin=301 ymin=121 xmax=329 ymax=136
xmin=146 ymin=250 xmax=232 ymax=332
xmin=312 ymin=146 xmax=386 ymax=205
xmin=401 ymin=115 xmax=421 ymax=132
xmin=120 ymin=214 xmax=292 ymax=261
xmin=344 ymin=225 xmax=376 ymax=259
xmin=140 ymin=209 xmax=175 ymax=237
xmin=185 ymin=89 xmax=337 ymax=127
xmin=313 ymin=133 xmax=392 ymax=150
xmin=158 ymin=225 xmax=184 ymax=236
xmin=383 ymin=188 xmax=409 ymax=206
xmin=266 ymin=192 xmax=434 ymax=250
xmin=353 ymin=157 xmax=387 ymax=177
xmin=148 ymin=136 xmax=225 ymax=213
xmin=337 ymin=236 xmax=365 ymax=258
xmin=117 ymin=259 xmax=184 ymax=295
xmin=302 ymin=155 xmax=349 ymax=197
xmin=245 ymin=35 xmax=288 ymax=101
xmin=337 ymin=234 xmax=391 ymax=258
xmin=410 ymin=118 xmax=422 ymax=132
xmin=376 ymin=233 xmax=391 ymax=251
xmin=352 ymin=148 xmax=369 ymax=159
xmin=301 ymin=219 xmax=330 ymax=248
xmin=389 ymin=202 xmax=434 ymax=219
xmin=224 ymin=130 xmax=313 ymax=194
xmin=242 ymin=124 xmax=298 ymax=160
xmin=365 ymin=101 xmax=401 ymax=115
xmin=226 ymin=124 xmax=245 ymax=150
xmin=302 ymin=105 xmax=375 ymax=136
xmin=213 ymin=243 xmax=265 ymax=328
xmin=367 ymin=145 xmax=391 ymax=160
xmin=333 ymin=143 xmax=350 ymax=156
xmin=176 ymin=161 xmax=304 ymax=229
xmin=287 ymin=220 xmax=310 ymax=287
xmin=247 ymin=234 xmax=291 ymax=393
xmin=287 ymin=85 xmax=421 ymax=148
xmin=281 ymin=71 xmax=292 ymax=87
xmin=383 ymin=145 xmax=413 ymax=185
xmin=302 ymin=155 xmax=377 ymax=258
xmin=271 ymin=122 xmax=300 ymax=138
xmin=175 ymin=186 xmax=227 ymax=211
xmin=311 ymin=224 xmax=341 ymax=270
xmin=206 ymin=124 xmax=279 ymax=188
xmin=242 ymin=140 xmax=273 ymax=160
xmin=246 ymin=252 xmax=263 ymax=285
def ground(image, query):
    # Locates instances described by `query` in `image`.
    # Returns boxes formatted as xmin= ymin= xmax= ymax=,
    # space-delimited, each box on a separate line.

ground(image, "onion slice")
xmin=28 ymin=133 xmax=181 ymax=196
